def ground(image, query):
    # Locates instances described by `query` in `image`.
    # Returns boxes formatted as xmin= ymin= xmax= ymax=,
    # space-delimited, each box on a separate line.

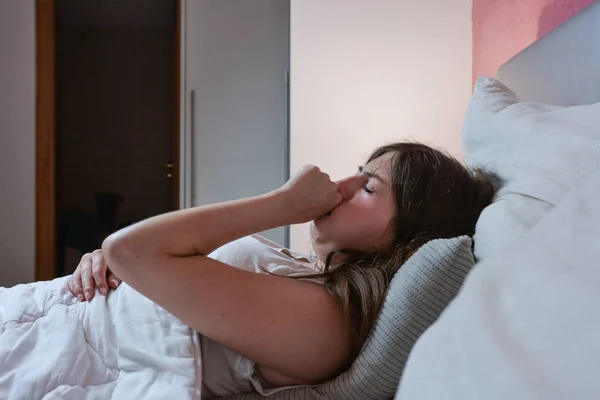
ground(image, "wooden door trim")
xmin=35 ymin=0 xmax=56 ymax=282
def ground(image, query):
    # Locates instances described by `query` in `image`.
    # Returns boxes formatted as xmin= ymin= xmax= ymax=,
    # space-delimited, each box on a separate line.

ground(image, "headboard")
xmin=497 ymin=0 xmax=600 ymax=106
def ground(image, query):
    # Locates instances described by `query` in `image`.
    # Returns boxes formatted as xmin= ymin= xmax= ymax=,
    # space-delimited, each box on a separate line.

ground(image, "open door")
xmin=35 ymin=0 xmax=181 ymax=281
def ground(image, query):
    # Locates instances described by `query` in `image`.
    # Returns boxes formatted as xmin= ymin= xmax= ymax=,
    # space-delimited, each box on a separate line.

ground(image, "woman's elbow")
xmin=102 ymin=230 xmax=138 ymax=273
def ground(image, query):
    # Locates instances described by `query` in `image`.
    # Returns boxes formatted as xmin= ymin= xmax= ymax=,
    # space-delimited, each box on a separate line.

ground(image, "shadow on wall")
xmin=537 ymin=0 xmax=595 ymax=39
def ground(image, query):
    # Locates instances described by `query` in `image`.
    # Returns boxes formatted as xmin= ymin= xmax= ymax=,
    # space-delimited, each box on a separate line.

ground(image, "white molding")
xmin=179 ymin=0 xmax=192 ymax=210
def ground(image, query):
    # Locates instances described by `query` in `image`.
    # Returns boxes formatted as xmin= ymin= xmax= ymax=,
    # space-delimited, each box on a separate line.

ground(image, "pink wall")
xmin=473 ymin=0 xmax=594 ymax=83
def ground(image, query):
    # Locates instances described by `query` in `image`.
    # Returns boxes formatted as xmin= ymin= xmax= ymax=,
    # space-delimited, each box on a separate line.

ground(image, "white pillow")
xmin=463 ymin=76 xmax=600 ymax=260
xmin=396 ymin=171 xmax=600 ymax=400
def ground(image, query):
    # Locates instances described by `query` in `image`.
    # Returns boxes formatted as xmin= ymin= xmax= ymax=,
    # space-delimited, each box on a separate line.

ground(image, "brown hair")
xmin=309 ymin=142 xmax=497 ymax=354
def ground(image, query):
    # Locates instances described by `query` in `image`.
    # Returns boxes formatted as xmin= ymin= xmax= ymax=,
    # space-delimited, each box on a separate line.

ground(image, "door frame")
xmin=35 ymin=0 xmax=181 ymax=281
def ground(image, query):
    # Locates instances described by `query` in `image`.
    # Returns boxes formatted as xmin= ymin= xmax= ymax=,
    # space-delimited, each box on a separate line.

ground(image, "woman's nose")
xmin=337 ymin=175 xmax=369 ymax=200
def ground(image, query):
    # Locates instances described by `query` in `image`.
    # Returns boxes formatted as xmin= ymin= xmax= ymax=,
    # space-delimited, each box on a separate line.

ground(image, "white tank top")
xmin=200 ymin=235 xmax=322 ymax=399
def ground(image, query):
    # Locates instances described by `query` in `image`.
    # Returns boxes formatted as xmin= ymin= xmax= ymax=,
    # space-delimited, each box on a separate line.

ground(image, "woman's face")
xmin=310 ymin=152 xmax=396 ymax=260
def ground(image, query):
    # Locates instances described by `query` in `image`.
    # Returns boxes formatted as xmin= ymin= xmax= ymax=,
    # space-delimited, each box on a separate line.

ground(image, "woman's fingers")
xmin=337 ymin=175 xmax=369 ymax=201
xmin=70 ymin=250 xmax=119 ymax=302
xmin=280 ymin=165 xmax=344 ymax=224
xmin=68 ymin=250 xmax=121 ymax=301
xmin=91 ymin=250 xmax=109 ymax=296
xmin=106 ymin=269 xmax=121 ymax=290
xmin=69 ymin=267 xmax=85 ymax=302
xmin=80 ymin=254 xmax=95 ymax=301
xmin=67 ymin=268 xmax=76 ymax=296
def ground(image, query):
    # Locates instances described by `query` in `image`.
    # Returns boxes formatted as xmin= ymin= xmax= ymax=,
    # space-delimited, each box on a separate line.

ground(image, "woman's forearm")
xmin=103 ymin=190 xmax=290 ymax=262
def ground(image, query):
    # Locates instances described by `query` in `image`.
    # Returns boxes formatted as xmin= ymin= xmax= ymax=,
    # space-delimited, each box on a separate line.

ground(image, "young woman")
xmin=67 ymin=142 xmax=497 ymax=398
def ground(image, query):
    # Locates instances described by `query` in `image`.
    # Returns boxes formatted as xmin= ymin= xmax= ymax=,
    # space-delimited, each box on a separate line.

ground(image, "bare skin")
xmin=68 ymin=158 xmax=395 ymax=386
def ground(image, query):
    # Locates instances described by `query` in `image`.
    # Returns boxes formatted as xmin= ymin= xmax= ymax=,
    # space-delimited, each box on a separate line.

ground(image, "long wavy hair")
xmin=307 ymin=142 xmax=497 ymax=355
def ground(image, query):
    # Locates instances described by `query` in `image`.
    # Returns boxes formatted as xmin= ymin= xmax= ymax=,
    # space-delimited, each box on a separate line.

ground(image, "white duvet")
xmin=0 ymin=276 xmax=202 ymax=400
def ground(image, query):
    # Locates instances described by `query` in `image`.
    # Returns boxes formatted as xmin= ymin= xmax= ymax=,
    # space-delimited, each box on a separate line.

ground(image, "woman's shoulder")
xmin=208 ymin=235 xmax=278 ymax=263
xmin=208 ymin=235 xmax=318 ymax=277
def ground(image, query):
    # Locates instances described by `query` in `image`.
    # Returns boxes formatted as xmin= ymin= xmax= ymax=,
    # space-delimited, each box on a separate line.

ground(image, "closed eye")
xmin=363 ymin=186 xmax=375 ymax=194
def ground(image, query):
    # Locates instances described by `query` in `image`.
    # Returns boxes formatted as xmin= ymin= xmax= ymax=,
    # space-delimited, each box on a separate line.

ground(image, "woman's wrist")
xmin=262 ymin=189 xmax=296 ymax=227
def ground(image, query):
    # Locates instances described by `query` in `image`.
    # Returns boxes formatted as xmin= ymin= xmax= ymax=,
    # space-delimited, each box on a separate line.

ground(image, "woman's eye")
xmin=362 ymin=186 xmax=375 ymax=194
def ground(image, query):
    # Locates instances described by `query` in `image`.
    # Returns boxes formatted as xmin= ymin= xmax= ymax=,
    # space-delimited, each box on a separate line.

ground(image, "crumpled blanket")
xmin=0 ymin=276 xmax=202 ymax=400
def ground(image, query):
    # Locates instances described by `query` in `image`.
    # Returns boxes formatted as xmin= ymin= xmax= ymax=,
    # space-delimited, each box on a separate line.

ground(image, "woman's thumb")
xmin=337 ymin=175 xmax=369 ymax=201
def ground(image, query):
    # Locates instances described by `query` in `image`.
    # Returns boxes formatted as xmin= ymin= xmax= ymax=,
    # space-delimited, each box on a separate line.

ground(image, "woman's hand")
xmin=278 ymin=165 xmax=368 ymax=224
xmin=68 ymin=249 xmax=122 ymax=302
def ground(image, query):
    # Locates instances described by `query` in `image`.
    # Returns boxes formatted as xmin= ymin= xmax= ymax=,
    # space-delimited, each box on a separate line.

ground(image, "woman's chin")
xmin=309 ymin=220 xmax=336 ymax=253
xmin=310 ymin=218 xmax=326 ymax=236
xmin=311 ymin=216 xmax=337 ymax=245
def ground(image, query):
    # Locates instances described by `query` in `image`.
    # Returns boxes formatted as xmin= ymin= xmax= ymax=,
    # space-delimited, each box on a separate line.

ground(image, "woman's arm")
xmin=102 ymin=167 xmax=366 ymax=384
xmin=105 ymin=190 xmax=289 ymax=260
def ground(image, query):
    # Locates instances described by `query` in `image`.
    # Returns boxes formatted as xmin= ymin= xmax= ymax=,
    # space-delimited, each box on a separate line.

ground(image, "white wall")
xmin=289 ymin=0 xmax=473 ymax=252
xmin=0 ymin=1 xmax=36 ymax=286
